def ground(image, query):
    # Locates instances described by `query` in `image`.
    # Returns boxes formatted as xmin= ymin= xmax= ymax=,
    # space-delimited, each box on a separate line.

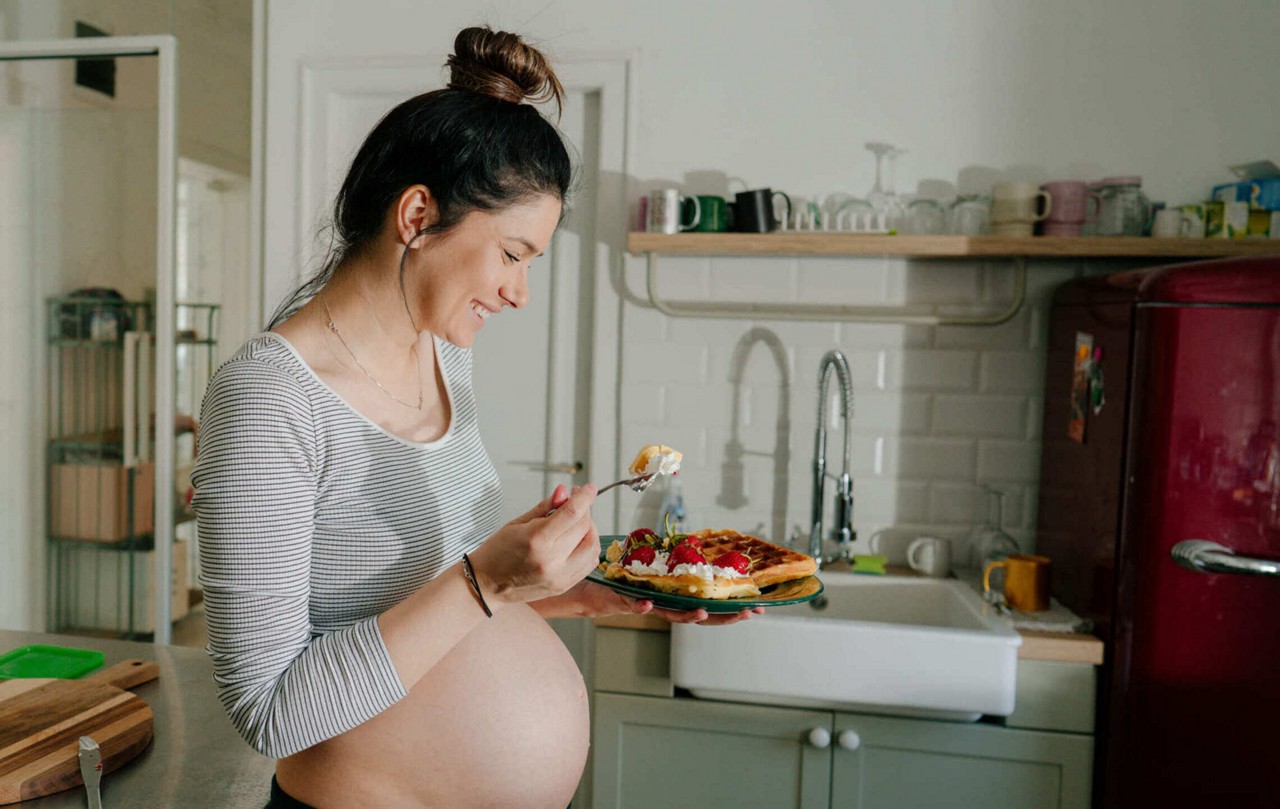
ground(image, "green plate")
xmin=0 ymin=644 xmax=105 ymax=680
xmin=588 ymin=535 xmax=824 ymax=613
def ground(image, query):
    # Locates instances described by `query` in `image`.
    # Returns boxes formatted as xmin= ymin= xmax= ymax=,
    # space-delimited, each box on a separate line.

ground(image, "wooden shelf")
xmin=628 ymin=232 xmax=1280 ymax=259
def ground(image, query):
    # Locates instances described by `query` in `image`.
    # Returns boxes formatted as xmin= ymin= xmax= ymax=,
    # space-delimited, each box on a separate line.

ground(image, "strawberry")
xmin=667 ymin=544 xmax=706 ymax=568
xmin=671 ymin=535 xmax=702 ymax=550
xmin=711 ymin=550 xmax=751 ymax=575
xmin=625 ymin=528 xmax=659 ymax=548
xmin=622 ymin=545 xmax=657 ymax=567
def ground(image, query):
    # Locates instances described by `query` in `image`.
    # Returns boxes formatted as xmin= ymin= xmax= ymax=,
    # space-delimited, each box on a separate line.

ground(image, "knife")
xmin=78 ymin=736 xmax=103 ymax=809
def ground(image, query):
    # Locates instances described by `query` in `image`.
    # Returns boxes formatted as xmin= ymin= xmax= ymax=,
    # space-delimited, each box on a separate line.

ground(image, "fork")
xmin=597 ymin=473 xmax=658 ymax=495
xmin=547 ymin=473 xmax=656 ymax=515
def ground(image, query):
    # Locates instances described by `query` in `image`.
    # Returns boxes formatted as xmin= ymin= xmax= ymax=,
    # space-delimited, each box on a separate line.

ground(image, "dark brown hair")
xmin=269 ymin=26 xmax=573 ymax=328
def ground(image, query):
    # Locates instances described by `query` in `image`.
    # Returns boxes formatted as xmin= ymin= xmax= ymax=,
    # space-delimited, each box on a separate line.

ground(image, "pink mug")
xmin=1041 ymin=181 xmax=1101 ymax=237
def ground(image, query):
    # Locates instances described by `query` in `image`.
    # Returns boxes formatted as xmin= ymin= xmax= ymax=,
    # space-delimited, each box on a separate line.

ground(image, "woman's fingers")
xmin=512 ymin=483 xmax=569 ymax=524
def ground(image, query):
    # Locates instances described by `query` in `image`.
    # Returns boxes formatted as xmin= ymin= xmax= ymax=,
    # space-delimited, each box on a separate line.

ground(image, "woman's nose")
xmin=501 ymin=265 xmax=530 ymax=309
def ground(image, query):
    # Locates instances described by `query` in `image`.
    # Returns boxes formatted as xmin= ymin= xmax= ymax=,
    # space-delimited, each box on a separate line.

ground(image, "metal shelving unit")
xmin=45 ymin=296 xmax=218 ymax=639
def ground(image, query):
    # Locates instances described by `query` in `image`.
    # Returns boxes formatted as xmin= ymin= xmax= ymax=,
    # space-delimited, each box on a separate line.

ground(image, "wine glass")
xmin=882 ymin=147 xmax=908 ymax=232
xmin=966 ymin=485 xmax=1020 ymax=573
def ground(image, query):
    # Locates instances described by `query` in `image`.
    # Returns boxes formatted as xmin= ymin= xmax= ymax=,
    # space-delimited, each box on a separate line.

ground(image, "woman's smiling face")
xmin=405 ymin=193 xmax=562 ymax=347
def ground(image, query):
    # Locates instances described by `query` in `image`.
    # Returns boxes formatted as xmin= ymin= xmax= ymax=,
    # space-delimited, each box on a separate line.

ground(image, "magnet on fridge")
xmin=1090 ymin=346 xmax=1105 ymax=416
xmin=1068 ymin=332 xmax=1093 ymax=444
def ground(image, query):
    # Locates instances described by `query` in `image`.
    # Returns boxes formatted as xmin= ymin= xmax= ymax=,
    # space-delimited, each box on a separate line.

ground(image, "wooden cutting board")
xmin=0 ymin=658 xmax=159 ymax=805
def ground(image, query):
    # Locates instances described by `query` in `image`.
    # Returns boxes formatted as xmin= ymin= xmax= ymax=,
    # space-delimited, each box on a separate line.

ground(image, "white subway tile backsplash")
xmin=622 ymin=303 xmax=668 ymax=344
xmin=709 ymin=256 xmax=797 ymax=303
xmin=645 ymin=255 xmax=711 ymax=299
xmin=855 ymin=479 xmax=930 ymax=524
xmin=612 ymin=257 xmax=1083 ymax=544
xmin=796 ymin=258 xmax=890 ymax=304
xmin=851 ymin=392 xmax=932 ymax=434
xmin=1027 ymin=397 xmax=1044 ymax=440
xmin=626 ymin=341 xmax=708 ymax=384
xmin=891 ymin=436 xmax=978 ymax=480
xmin=932 ymin=395 xmax=1027 ymax=437
xmin=895 ymin=260 xmax=982 ymax=305
xmin=977 ymin=440 xmax=1041 ymax=483
xmin=886 ymin=350 xmax=978 ymax=391
xmin=980 ymin=351 xmax=1045 ymax=393
xmin=928 ymin=482 xmax=987 ymax=524
xmin=658 ymin=382 xmax=723 ymax=428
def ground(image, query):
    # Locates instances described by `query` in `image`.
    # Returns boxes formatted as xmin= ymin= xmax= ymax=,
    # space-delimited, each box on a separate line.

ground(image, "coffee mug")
xmin=690 ymin=195 xmax=732 ymax=232
xmin=734 ymin=188 xmax=791 ymax=233
xmin=1151 ymin=208 xmax=1187 ymax=238
xmin=983 ymin=554 xmax=1051 ymax=612
xmin=647 ymin=189 xmax=701 ymax=234
xmin=1041 ymin=181 xmax=1101 ymax=238
xmin=990 ymin=182 xmax=1052 ymax=237
xmin=906 ymin=536 xmax=952 ymax=577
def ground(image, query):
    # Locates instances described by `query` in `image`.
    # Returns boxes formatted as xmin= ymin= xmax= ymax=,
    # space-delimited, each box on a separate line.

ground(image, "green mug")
xmin=687 ymin=195 xmax=732 ymax=232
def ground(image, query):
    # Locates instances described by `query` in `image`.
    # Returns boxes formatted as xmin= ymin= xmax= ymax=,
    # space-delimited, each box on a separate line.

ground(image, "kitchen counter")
xmin=592 ymin=578 xmax=1105 ymax=666
xmin=0 ymin=630 xmax=274 ymax=808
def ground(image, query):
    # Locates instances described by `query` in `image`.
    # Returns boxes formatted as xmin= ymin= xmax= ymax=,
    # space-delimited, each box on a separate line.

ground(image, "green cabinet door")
xmin=593 ymin=693 xmax=833 ymax=809
xmin=830 ymin=712 xmax=1093 ymax=809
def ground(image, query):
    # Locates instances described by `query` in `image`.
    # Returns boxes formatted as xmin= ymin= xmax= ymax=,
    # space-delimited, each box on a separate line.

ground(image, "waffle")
xmin=691 ymin=529 xmax=819 ymax=588
xmin=600 ymin=562 xmax=761 ymax=599
xmin=600 ymin=528 xmax=817 ymax=600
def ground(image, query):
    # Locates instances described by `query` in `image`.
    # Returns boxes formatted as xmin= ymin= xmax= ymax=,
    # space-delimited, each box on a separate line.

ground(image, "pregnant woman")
xmin=192 ymin=26 xmax=758 ymax=809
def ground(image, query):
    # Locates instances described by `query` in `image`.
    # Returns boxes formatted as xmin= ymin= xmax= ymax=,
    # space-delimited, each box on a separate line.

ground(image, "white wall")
xmin=260 ymin=0 xmax=1279 ymax=563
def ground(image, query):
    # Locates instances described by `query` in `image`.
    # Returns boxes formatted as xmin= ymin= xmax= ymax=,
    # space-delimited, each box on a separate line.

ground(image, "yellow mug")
xmin=983 ymin=554 xmax=1051 ymax=612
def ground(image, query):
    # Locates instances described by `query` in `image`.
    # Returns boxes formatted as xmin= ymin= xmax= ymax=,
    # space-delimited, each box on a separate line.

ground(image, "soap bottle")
xmin=658 ymin=475 xmax=688 ymax=533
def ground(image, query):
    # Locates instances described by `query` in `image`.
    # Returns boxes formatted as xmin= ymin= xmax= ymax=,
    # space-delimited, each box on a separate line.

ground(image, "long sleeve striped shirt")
xmin=191 ymin=332 xmax=503 ymax=758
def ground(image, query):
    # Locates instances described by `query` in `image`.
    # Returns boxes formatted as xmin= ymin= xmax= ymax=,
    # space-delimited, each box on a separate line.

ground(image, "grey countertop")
xmin=0 ymin=630 xmax=274 ymax=808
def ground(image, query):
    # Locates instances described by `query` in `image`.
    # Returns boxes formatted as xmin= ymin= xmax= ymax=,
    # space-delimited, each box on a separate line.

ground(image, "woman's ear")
xmin=395 ymin=184 xmax=439 ymax=246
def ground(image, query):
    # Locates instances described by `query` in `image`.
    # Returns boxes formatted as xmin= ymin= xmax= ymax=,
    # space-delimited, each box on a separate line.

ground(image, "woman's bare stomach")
xmin=276 ymin=605 xmax=589 ymax=808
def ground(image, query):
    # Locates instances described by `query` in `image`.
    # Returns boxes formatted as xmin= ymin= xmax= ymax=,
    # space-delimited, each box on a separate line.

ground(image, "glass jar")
xmin=1095 ymin=176 xmax=1152 ymax=237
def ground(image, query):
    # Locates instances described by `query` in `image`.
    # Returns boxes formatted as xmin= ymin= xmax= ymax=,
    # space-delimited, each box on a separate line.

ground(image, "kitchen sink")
xmin=669 ymin=573 xmax=1021 ymax=721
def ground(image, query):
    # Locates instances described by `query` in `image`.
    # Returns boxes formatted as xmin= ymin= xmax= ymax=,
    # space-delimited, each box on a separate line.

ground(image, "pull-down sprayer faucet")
xmin=809 ymin=350 xmax=855 ymax=564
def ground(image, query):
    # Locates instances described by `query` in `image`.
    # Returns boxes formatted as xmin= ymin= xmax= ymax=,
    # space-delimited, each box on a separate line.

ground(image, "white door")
xmin=285 ymin=61 xmax=607 ymax=522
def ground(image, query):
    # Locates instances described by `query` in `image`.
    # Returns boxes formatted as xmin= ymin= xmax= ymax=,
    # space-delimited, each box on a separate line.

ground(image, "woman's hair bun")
xmin=447 ymin=26 xmax=564 ymax=115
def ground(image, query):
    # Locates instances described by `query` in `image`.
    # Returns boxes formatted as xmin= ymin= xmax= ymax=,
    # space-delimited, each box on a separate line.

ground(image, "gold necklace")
xmin=322 ymin=297 xmax=423 ymax=410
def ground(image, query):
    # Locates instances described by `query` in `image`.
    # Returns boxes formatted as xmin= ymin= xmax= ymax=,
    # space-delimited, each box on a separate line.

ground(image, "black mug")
xmin=733 ymin=188 xmax=792 ymax=232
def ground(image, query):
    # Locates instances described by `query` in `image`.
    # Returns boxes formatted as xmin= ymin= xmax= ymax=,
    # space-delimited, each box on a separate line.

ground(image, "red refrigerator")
xmin=1036 ymin=255 xmax=1280 ymax=809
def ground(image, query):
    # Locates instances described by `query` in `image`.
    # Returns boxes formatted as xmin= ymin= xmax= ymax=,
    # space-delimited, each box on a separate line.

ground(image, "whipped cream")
xmin=671 ymin=561 xmax=750 ymax=580
xmin=624 ymin=558 xmax=670 ymax=576
xmin=642 ymin=450 xmax=682 ymax=477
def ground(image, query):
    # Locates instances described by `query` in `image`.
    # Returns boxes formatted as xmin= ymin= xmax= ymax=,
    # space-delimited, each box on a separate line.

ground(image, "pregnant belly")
xmin=277 ymin=605 xmax=589 ymax=808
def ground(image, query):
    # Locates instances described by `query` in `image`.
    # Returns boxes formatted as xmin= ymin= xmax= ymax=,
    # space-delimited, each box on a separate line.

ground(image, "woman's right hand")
xmin=468 ymin=483 xmax=600 ymax=608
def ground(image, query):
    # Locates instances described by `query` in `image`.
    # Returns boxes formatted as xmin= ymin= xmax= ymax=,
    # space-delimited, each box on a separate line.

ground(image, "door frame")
xmin=0 ymin=35 xmax=179 ymax=641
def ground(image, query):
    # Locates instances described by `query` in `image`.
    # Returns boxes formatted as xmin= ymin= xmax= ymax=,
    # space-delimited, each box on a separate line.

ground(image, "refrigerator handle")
xmin=1172 ymin=540 xmax=1280 ymax=579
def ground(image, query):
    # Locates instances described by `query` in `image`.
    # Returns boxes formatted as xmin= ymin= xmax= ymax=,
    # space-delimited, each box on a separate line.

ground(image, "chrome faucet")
xmin=808 ymin=350 xmax=855 ymax=565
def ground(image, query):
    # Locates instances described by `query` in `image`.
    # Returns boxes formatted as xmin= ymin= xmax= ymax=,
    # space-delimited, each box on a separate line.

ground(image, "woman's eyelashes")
xmin=502 ymin=249 xmax=520 ymax=264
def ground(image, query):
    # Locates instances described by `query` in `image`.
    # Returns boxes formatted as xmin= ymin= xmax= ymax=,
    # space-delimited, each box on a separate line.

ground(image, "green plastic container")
xmin=0 ymin=644 xmax=105 ymax=680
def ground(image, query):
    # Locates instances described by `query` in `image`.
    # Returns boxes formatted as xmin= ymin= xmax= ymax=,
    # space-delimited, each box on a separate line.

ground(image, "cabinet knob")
xmin=837 ymin=729 xmax=861 ymax=751
xmin=807 ymin=727 xmax=831 ymax=749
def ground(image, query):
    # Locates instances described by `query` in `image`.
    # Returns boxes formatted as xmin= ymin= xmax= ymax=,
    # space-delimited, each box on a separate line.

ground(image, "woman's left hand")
xmin=532 ymin=580 xmax=763 ymax=626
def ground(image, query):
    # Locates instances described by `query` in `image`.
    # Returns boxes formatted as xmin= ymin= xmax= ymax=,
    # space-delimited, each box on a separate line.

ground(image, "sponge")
xmin=850 ymin=554 xmax=887 ymax=575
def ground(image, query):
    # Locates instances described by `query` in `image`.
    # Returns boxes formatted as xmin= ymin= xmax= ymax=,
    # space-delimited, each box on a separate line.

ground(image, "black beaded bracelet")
xmin=460 ymin=553 xmax=492 ymax=618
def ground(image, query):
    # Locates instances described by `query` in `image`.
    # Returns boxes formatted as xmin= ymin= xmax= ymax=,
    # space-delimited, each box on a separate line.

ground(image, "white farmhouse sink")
xmin=669 ymin=573 xmax=1021 ymax=721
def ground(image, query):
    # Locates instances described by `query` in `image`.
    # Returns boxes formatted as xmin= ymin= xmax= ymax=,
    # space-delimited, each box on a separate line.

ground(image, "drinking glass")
xmin=902 ymin=198 xmax=947 ymax=235
xmin=948 ymin=194 xmax=992 ymax=235
xmin=966 ymin=485 xmax=1020 ymax=573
